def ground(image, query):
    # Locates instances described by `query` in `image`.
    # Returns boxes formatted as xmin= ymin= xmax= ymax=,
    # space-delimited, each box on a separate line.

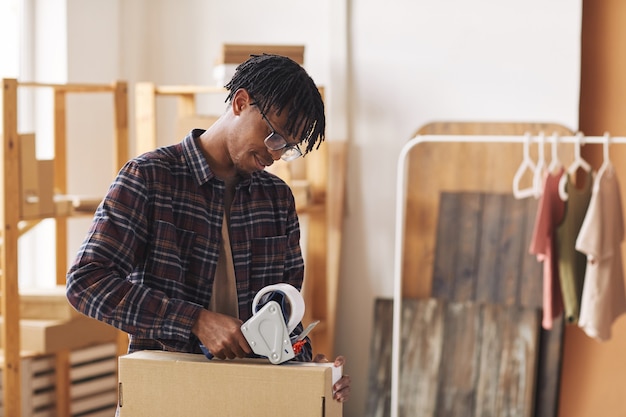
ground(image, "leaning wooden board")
xmin=432 ymin=192 xmax=564 ymax=417
xmin=366 ymin=298 xmax=541 ymax=417
xmin=432 ymin=192 xmax=541 ymax=306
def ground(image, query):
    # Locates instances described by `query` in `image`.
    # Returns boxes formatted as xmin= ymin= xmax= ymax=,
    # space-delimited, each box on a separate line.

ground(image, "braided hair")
xmin=224 ymin=54 xmax=325 ymax=154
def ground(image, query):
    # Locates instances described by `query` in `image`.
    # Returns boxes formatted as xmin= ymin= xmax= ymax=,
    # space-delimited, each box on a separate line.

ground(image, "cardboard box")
xmin=19 ymin=134 xmax=55 ymax=219
xmin=219 ymin=44 xmax=305 ymax=65
xmin=15 ymin=285 xmax=81 ymax=320
xmin=0 ymin=315 xmax=119 ymax=355
xmin=118 ymin=351 xmax=343 ymax=417
xmin=19 ymin=133 xmax=40 ymax=219
xmin=213 ymin=44 xmax=305 ymax=87
xmin=176 ymin=115 xmax=219 ymax=140
xmin=37 ymin=159 xmax=55 ymax=217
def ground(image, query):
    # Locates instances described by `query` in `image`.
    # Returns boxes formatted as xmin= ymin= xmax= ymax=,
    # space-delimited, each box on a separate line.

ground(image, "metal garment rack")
xmin=391 ymin=133 xmax=626 ymax=417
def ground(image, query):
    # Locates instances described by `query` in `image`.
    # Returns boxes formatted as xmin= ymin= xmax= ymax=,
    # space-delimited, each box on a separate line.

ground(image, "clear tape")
xmin=252 ymin=283 xmax=305 ymax=334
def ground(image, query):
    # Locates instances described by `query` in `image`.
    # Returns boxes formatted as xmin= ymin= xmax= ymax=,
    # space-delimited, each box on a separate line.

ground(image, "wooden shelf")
xmin=1 ymin=78 xmax=128 ymax=416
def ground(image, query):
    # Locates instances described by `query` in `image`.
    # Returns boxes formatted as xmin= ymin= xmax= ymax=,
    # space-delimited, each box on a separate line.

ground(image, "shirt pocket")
xmin=250 ymin=236 xmax=287 ymax=281
xmin=150 ymin=220 xmax=197 ymax=286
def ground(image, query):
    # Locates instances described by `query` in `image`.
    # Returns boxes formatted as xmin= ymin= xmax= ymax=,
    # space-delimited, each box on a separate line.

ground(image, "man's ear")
xmin=232 ymin=88 xmax=252 ymax=115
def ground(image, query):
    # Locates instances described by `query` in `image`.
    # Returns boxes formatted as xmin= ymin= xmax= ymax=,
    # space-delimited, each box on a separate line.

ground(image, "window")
xmin=0 ymin=0 xmax=20 ymax=79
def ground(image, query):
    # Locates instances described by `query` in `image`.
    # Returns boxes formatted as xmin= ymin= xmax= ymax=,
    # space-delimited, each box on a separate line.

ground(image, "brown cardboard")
xmin=176 ymin=115 xmax=219 ymax=140
xmin=14 ymin=285 xmax=81 ymax=320
xmin=118 ymin=351 xmax=343 ymax=417
xmin=219 ymin=44 xmax=305 ymax=65
xmin=0 ymin=315 xmax=119 ymax=355
xmin=37 ymin=159 xmax=55 ymax=217
xmin=19 ymin=133 xmax=40 ymax=219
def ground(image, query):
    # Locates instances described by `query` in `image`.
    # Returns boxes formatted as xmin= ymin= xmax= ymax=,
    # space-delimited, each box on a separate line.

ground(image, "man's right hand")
xmin=192 ymin=309 xmax=252 ymax=359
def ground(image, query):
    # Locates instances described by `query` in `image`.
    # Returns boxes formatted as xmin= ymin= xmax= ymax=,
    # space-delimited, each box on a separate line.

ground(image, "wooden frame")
xmin=1 ymin=79 xmax=128 ymax=416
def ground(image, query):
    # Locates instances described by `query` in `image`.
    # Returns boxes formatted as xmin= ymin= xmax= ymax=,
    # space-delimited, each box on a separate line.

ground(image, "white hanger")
xmin=532 ymin=132 xmax=546 ymax=197
xmin=558 ymin=132 xmax=592 ymax=201
xmin=513 ymin=132 xmax=539 ymax=199
xmin=547 ymin=132 xmax=562 ymax=174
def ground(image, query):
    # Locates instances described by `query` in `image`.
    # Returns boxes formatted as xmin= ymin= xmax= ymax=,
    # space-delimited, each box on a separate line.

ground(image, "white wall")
xmin=342 ymin=2 xmax=580 ymax=415
xmin=22 ymin=1 xmax=581 ymax=415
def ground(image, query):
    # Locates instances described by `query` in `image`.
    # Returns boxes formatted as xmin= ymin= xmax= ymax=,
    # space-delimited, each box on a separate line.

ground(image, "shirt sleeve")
xmin=66 ymin=160 xmax=203 ymax=350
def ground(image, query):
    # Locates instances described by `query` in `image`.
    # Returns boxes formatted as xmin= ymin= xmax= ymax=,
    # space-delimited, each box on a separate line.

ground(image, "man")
xmin=66 ymin=54 xmax=350 ymax=402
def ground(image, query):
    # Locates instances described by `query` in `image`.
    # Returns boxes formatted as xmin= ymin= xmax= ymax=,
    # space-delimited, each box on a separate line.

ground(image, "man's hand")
xmin=192 ymin=309 xmax=252 ymax=359
xmin=314 ymin=354 xmax=351 ymax=403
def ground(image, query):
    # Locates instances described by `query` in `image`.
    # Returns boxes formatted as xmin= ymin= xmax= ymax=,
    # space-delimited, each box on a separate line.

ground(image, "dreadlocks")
xmin=224 ymin=54 xmax=325 ymax=154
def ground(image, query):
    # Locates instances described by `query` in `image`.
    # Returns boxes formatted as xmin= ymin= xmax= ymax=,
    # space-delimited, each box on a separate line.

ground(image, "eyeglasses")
xmin=259 ymin=112 xmax=302 ymax=162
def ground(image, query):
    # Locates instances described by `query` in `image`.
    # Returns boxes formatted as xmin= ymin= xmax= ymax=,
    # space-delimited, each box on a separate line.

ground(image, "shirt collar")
xmin=182 ymin=129 xmax=253 ymax=190
xmin=182 ymin=129 xmax=214 ymax=185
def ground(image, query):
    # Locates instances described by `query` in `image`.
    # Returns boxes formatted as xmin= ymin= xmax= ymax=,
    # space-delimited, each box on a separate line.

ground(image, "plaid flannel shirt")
xmin=66 ymin=130 xmax=311 ymax=360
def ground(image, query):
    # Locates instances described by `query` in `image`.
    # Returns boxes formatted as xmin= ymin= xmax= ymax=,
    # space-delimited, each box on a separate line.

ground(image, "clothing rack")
xmin=391 ymin=133 xmax=626 ymax=417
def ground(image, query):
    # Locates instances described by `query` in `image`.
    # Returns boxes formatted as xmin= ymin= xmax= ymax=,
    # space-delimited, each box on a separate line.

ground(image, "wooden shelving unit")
xmin=1 ymin=79 xmax=129 ymax=416
xmin=135 ymin=81 xmax=347 ymax=359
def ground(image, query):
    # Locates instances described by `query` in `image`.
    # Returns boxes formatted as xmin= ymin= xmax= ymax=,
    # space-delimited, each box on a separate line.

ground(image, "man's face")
xmin=229 ymin=103 xmax=300 ymax=177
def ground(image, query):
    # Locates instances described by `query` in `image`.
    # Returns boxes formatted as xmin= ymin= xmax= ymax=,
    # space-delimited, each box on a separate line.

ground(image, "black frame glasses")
xmin=259 ymin=111 xmax=302 ymax=162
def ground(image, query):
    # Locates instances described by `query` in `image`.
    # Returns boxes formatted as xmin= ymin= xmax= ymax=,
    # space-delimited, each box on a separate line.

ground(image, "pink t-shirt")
xmin=576 ymin=163 xmax=626 ymax=341
xmin=529 ymin=168 xmax=566 ymax=329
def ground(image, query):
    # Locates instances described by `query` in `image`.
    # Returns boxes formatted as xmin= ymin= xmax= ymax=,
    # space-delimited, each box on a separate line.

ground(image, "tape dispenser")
xmin=199 ymin=283 xmax=317 ymax=365
xmin=241 ymin=283 xmax=317 ymax=364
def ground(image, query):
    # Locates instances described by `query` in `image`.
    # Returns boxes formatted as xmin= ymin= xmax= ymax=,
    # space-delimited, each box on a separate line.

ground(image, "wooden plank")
xmin=435 ymin=191 xmax=543 ymax=308
xmin=155 ymin=85 xmax=225 ymax=95
xmin=431 ymin=193 xmax=461 ymax=298
xmin=324 ymin=141 xmax=347 ymax=364
xmin=519 ymin=197 xmax=542 ymax=309
xmin=1 ymin=77 xmax=22 ymax=417
xmin=476 ymin=304 xmax=540 ymax=417
xmin=496 ymin=194 xmax=527 ymax=305
xmin=17 ymin=81 xmax=114 ymax=93
xmin=305 ymin=138 xmax=328 ymax=204
xmin=433 ymin=192 xmax=482 ymax=301
xmin=366 ymin=299 xmax=394 ymax=417
xmin=21 ymin=356 xmax=33 ymax=417
xmin=366 ymin=298 xmax=541 ymax=417
xmin=135 ymin=82 xmax=157 ymax=156
xmin=436 ymin=301 xmax=482 ymax=417
xmin=304 ymin=204 xmax=329 ymax=358
xmin=113 ymin=81 xmax=129 ymax=173
xmin=55 ymin=349 xmax=70 ymax=417
xmin=177 ymin=94 xmax=196 ymax=119
xmin=53 ymin=89 xmax=68 ymax=286
xmin=399 ymin=298 xmax=444 ymax=417
xmin=499 ymin=305 xmax=540 ymax=416
xmin=451 ymin=193 xmax=481 ymax=301
xmin=474 ymin=303 xmax=503 ymax=416
xmin=475 ymin=193 xmax=505 ymax=304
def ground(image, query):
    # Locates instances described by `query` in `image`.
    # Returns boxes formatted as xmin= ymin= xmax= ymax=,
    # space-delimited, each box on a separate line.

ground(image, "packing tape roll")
xmin=252 ymin=283 xmax=305 ymax=334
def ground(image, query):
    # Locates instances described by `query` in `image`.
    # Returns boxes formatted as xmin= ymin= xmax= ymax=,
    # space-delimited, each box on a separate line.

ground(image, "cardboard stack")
xmin=0 ymin=286 xmax=120 ymax=416
xmin=0 ymin=285 xmax=119 ymax=355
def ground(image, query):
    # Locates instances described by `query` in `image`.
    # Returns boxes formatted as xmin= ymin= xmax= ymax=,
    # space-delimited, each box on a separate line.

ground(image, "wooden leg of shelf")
xmin=2 ymin=77 xmax=22 ymax=417
xmin=55 ymin=349 xmax=70 ymax=417
xmin=306 ymin=205 xmax=329 ymax=358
